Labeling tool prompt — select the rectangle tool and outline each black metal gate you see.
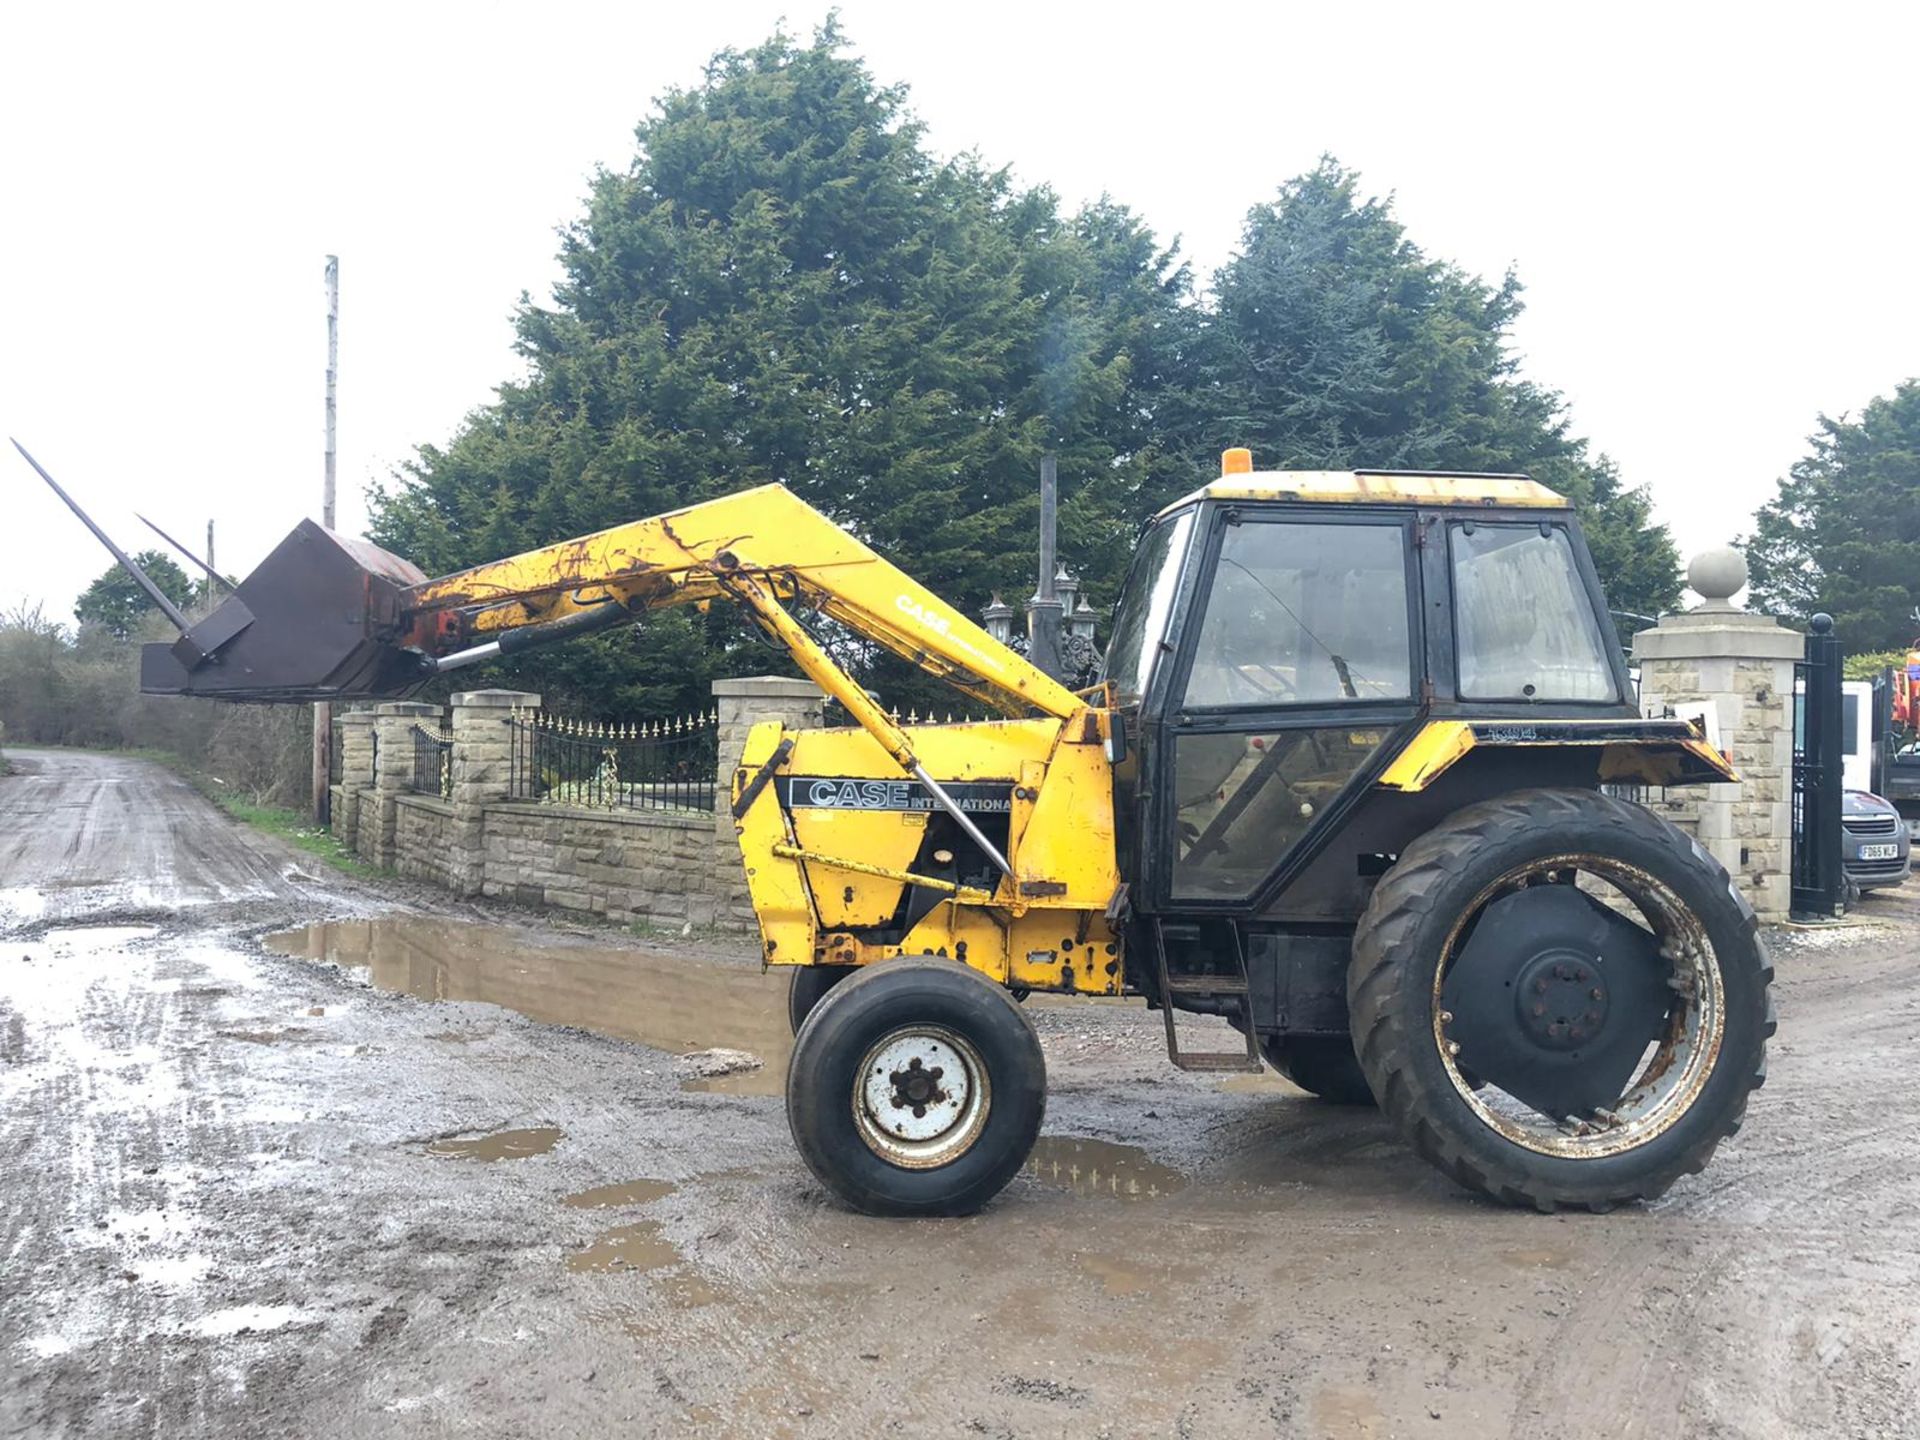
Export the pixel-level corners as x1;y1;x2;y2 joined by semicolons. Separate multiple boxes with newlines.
1791;613;1845;920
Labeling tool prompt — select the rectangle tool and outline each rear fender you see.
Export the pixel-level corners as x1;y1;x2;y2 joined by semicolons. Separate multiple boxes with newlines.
1377;719;1734;794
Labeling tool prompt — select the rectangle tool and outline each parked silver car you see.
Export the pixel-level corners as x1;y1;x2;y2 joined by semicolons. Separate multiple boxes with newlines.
1844;789;1912;890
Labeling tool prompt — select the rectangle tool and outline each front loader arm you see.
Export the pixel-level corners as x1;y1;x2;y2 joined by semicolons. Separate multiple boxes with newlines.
400;484;1083;726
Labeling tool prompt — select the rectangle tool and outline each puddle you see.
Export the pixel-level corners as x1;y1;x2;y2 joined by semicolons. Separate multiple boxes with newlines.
1312;1386;1387;1438
219;1027;319;1046
15;925;161;964
185;1304;313;1338
125;1254;214;1288
1080;1254;1166;1297
266;918;791;1093
1218;1071;1296;1095
567;1220;682;1274
426;1126;564;1161
573;1229;724;1307
1025;1136;1187;1201
1502;1247;1573;1269
564;1178;677;1209
0;887;48;923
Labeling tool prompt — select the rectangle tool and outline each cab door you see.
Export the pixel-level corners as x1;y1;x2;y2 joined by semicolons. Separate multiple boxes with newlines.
1143;504;1423;912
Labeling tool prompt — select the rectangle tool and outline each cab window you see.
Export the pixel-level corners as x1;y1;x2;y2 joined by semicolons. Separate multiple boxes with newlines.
1103;509;1194;705
1451;523;1617;702
1181;519;1412;708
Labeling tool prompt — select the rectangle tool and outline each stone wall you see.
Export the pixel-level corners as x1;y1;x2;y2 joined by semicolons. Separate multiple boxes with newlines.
481;804;715;928
329;678;825;933
393;795;456;888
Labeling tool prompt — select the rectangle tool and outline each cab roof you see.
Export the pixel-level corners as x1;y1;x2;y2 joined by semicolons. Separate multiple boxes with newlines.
1157;468;1571;518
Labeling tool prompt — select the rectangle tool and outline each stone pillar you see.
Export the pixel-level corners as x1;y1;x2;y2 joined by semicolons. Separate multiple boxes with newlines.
448;689;540;897
371;701;441;871
334;710;377;852
1633;548;1802;922
711;676;826;925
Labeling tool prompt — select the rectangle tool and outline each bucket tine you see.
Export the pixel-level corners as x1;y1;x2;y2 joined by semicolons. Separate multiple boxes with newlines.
11;439;192;635
137;513;235;593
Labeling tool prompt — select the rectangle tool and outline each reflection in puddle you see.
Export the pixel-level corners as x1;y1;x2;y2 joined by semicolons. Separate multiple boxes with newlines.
1025;1137;1187;1201
564;1178;677;1209
266;917;791;1092
426;1126;564;1161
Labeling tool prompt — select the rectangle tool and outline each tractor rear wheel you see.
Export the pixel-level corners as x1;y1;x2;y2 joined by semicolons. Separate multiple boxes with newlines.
1260;1036;1375;1106
1349;788;1773;1212
786;957;1046;1217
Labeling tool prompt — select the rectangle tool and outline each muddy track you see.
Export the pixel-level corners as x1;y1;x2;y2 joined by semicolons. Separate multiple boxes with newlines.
4;747;1920;1437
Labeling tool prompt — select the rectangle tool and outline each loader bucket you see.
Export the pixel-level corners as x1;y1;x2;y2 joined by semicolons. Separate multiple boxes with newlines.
139;519;434;701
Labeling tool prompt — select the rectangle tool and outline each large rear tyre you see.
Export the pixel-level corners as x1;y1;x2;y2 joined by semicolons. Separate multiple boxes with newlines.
1349;788;1774;1212
786;958;1046;1217
1260;1035;1376;1106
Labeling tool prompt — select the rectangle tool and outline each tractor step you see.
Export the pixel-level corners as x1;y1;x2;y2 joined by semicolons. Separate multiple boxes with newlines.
1150;918;1262;1073
1161;974;1250;995
1170;1051;1264;1073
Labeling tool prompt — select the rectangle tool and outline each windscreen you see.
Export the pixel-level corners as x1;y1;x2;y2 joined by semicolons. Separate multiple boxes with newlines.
1182;519;1411;707
1451;523;1617;702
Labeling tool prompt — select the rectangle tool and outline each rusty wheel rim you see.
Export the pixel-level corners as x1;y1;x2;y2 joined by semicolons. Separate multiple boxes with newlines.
1430;853;1727;1159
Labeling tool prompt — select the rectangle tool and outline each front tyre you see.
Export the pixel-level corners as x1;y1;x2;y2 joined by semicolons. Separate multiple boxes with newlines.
1349;788;1774;1212
786;958;1046;1217
787;964;855;1035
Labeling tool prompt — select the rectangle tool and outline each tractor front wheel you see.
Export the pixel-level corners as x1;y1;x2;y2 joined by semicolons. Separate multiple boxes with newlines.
787;964;855;1035
786;958;1046;1217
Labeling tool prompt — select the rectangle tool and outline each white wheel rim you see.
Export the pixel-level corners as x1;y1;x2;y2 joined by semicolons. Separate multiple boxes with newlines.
852;1026;991;1170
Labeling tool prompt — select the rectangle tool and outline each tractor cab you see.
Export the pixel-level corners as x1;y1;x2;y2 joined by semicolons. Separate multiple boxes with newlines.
1103;451;1635;924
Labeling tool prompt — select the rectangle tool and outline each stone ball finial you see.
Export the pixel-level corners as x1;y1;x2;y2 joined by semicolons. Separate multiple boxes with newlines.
1687;546;1748;611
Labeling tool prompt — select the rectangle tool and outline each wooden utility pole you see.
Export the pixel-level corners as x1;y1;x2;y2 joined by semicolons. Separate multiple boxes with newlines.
312;256;339;825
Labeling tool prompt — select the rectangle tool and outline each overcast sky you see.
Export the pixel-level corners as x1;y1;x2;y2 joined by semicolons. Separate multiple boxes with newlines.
4;1;1915;624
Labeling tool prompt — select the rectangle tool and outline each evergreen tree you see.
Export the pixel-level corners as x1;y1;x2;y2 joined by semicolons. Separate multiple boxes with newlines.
1746;381;1920;650
1187;161;1682;619
73;550;192;640
371;22;1188;716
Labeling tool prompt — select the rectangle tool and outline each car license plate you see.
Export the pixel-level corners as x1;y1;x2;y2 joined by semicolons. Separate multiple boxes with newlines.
1860;843;1900;861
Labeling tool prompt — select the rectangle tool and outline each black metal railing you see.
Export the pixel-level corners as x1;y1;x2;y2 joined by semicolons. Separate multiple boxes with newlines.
508;709;718;814
408;723;454;800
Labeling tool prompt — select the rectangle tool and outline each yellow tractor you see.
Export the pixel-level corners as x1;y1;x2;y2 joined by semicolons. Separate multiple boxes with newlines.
32;441;1772;1216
